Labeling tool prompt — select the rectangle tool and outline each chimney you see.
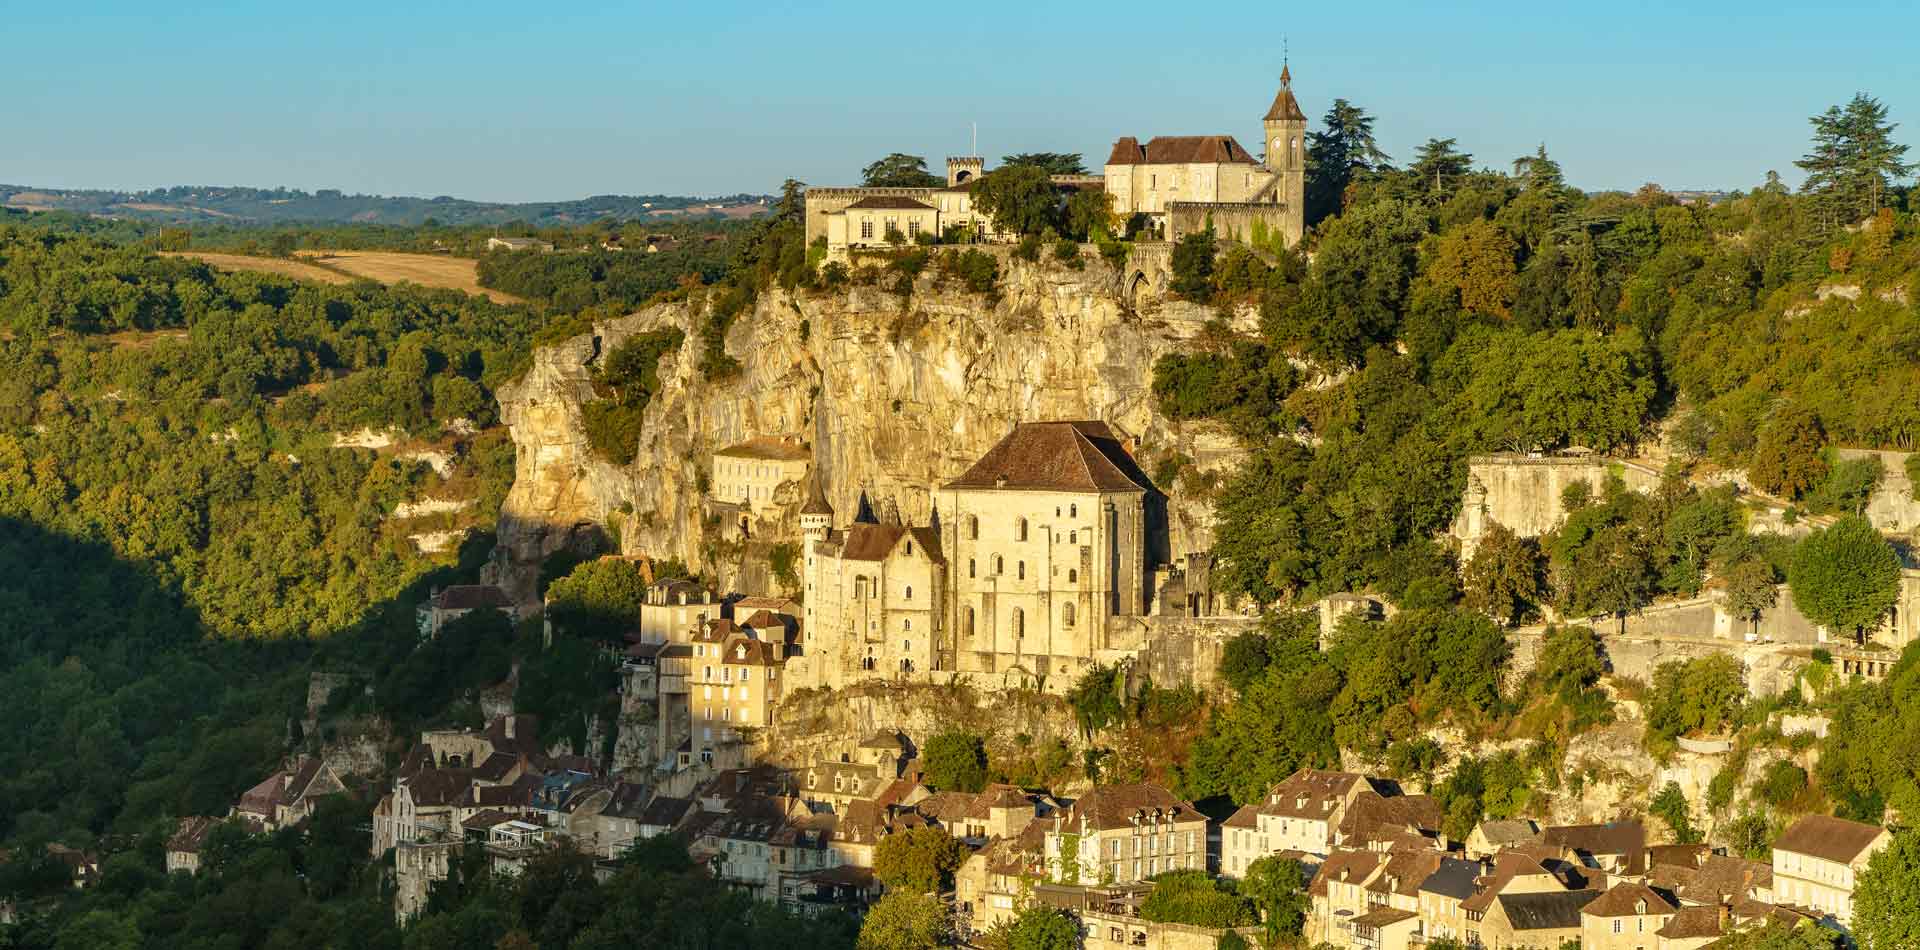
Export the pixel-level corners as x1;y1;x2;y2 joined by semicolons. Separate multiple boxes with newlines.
1718;903;1730;930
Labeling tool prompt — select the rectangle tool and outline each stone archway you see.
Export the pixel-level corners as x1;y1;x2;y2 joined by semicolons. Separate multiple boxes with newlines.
1127;270;1154;305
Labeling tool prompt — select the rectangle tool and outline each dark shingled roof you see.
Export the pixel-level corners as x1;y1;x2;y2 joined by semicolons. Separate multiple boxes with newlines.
1582;881;1678;917
943;421;1154;494
801;472;834;515
838;523;944;564
1105;135;1259;166
434;585;515;611
1264;69;1308;122
636;795;695;828
1773;814;1888;864
1497;889;1601;930
845;195;935;211
1542;819;1645;857
1418;857;1483;901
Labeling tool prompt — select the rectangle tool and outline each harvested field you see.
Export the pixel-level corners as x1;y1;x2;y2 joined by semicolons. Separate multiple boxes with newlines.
298;250;523;304
164;251;352;284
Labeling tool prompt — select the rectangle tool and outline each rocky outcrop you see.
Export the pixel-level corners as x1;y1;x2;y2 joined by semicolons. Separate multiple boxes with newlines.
490;250;1246;600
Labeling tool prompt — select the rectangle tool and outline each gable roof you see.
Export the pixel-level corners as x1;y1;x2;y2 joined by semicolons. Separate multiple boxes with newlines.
838;523;944;563
1418;857;1484;901
943;421;1154;494
1497;889;1602;930
1105;135;1259;166
1542;819;1645;857
167;816;220;854
434;584;515;611
1773;815;1889;865
1657;904;1725;939
1582;881;1678;917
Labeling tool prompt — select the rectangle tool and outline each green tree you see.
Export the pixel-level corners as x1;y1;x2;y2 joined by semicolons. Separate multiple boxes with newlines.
1461;523;1546;625
1063;187;1115;242
873;826;966;894
862;154;943;188
1000;905;1079;950
1170;229;1218;297
54;910;140;950
1137;869;1254;927
1749;406;1828;499
1410;138;1474;196
1241;855;1310;944
1644;655;1746;740
922;731;988;792
1854;827;1920;949
1797;94;1914;227
1305;99;1390;225
858;891;951;950
1788;515;1901;642
999;152;1087;175
970;165;1059;237
1650;781;1702;844
544;557;650;642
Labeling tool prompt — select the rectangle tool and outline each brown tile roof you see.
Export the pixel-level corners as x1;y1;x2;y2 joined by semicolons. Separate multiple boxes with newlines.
1256;768;1372;819
1057;783;1199;833
1264;79;1308;123
838;523;944;563
1582;881;1678;917
1647;844;1711;871
1461;852;1554;913
236;771;289;816
1223;803;1258;829
1680;855;1772;905
167;816;219;854
434;584;515;611
1105;135;1259;166
845;196;935;211
1350;906;1418;928
404;768;475;807
635;795;694;828
943;421;1154;494
1310;848;1384;897
1368;850;1444;898
1658;905;1726;939
715;436;810;461
1773;814;1889;865
1339;790;1443;844
1542;819;1645;858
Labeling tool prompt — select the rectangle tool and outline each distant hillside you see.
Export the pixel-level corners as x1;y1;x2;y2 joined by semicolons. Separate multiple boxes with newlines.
0;183;773;226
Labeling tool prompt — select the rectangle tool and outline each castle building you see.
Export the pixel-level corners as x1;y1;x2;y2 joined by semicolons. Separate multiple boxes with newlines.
713;436;811;515
1104;65;1308;246
801;421;1160;693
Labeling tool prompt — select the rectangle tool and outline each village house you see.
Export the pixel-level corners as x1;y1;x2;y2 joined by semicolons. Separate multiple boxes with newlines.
418;583;521;638
712;436;811;517
1770;813;1892;927
1476;888;1600;949
1467;818;1541;858
232;756;346;832
1042;783;1206;885
1540;819;1648;875
1222;768;1440;874
486;236;552;253
1579;881;1679;950
165;817;220;875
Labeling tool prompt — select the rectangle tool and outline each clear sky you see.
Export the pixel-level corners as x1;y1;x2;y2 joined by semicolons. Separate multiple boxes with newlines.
4;0;1915;203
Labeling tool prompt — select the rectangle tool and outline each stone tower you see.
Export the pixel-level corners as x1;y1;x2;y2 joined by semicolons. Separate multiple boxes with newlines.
946;156;984;188
800;470;833;541
1262;64;1308;245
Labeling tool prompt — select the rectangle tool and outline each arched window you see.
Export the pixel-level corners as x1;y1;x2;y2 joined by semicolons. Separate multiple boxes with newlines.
905;585;913;600
1070;504;1077;518
1017;561;1025;580
904;619;912;631
1063;603;1076;627
1016;518;1028;542
1068;569;1078;584
1069;530;1076;544
969;558;976;578
967;515;978;540
902;639;911;652
995;555;1004;574
1012;608;1024;639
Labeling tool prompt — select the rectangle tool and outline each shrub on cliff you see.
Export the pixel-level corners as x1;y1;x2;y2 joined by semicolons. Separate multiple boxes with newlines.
922;731;988;792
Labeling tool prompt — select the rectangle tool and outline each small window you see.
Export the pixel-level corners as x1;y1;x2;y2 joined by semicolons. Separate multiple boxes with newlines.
904;540;912;555
904;619;912;631
967;515;978;539
1068;530;1076;544
995;555;1004;574
860;220;873;240
1063;603;1075;627
1070;504;1077;517
969;558;976;578
905;585;913;600
1068;569;1078;583
1016;517;1028;541
1017;561;1025;580
903;639;911;651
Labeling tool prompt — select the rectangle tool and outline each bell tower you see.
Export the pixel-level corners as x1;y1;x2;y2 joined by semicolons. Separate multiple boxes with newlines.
1262;62;1308;245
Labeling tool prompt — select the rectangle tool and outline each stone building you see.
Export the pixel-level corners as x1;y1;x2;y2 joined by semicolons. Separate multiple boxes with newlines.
825;195;941;250
1103;66;1307;246
798;421;1164;694
418;583;521;638
1770;814;1892;927
1042;783;1206;885
712;436;811;516
165;817;219;875
689;615;793;747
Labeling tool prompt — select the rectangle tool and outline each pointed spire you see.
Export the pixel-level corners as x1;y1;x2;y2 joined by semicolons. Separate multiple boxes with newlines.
853;489;879;525
1265;60;1306;123
801;469;833;516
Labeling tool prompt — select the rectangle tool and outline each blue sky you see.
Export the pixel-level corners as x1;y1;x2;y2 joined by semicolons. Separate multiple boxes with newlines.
4;0;1915;202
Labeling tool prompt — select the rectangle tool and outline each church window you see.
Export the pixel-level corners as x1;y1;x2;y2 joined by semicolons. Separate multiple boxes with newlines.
904;540;912;555
903;639;911;651
860;220;873;240
1016;518;1028;541
969;558;976;578
966;515;978;539
1017;561;1025;580
904;619;912;632
1068;530;1076;544
1068;569;1078;583
1070;504;1077;517
995;555;1004;574
1012;608;1024;639
905;585;913;600
1063;603;1075;627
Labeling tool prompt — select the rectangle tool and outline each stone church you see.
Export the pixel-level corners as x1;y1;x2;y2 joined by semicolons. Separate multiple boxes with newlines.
797;421;1165;694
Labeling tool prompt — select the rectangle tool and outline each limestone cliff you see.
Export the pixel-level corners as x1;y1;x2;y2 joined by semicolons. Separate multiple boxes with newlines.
490;250;1245;599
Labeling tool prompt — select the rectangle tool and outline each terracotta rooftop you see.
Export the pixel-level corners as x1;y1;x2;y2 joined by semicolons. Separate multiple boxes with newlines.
167;816;219;854
1657;905;1725;939
838;523;943;564
943;421;1154;494
1264;71;1308;122
1105;135;1260;166
1773;815;1888;865
1582;881;1678;917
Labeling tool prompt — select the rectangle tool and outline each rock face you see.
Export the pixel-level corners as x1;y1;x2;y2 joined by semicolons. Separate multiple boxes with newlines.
490;250;1245;600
